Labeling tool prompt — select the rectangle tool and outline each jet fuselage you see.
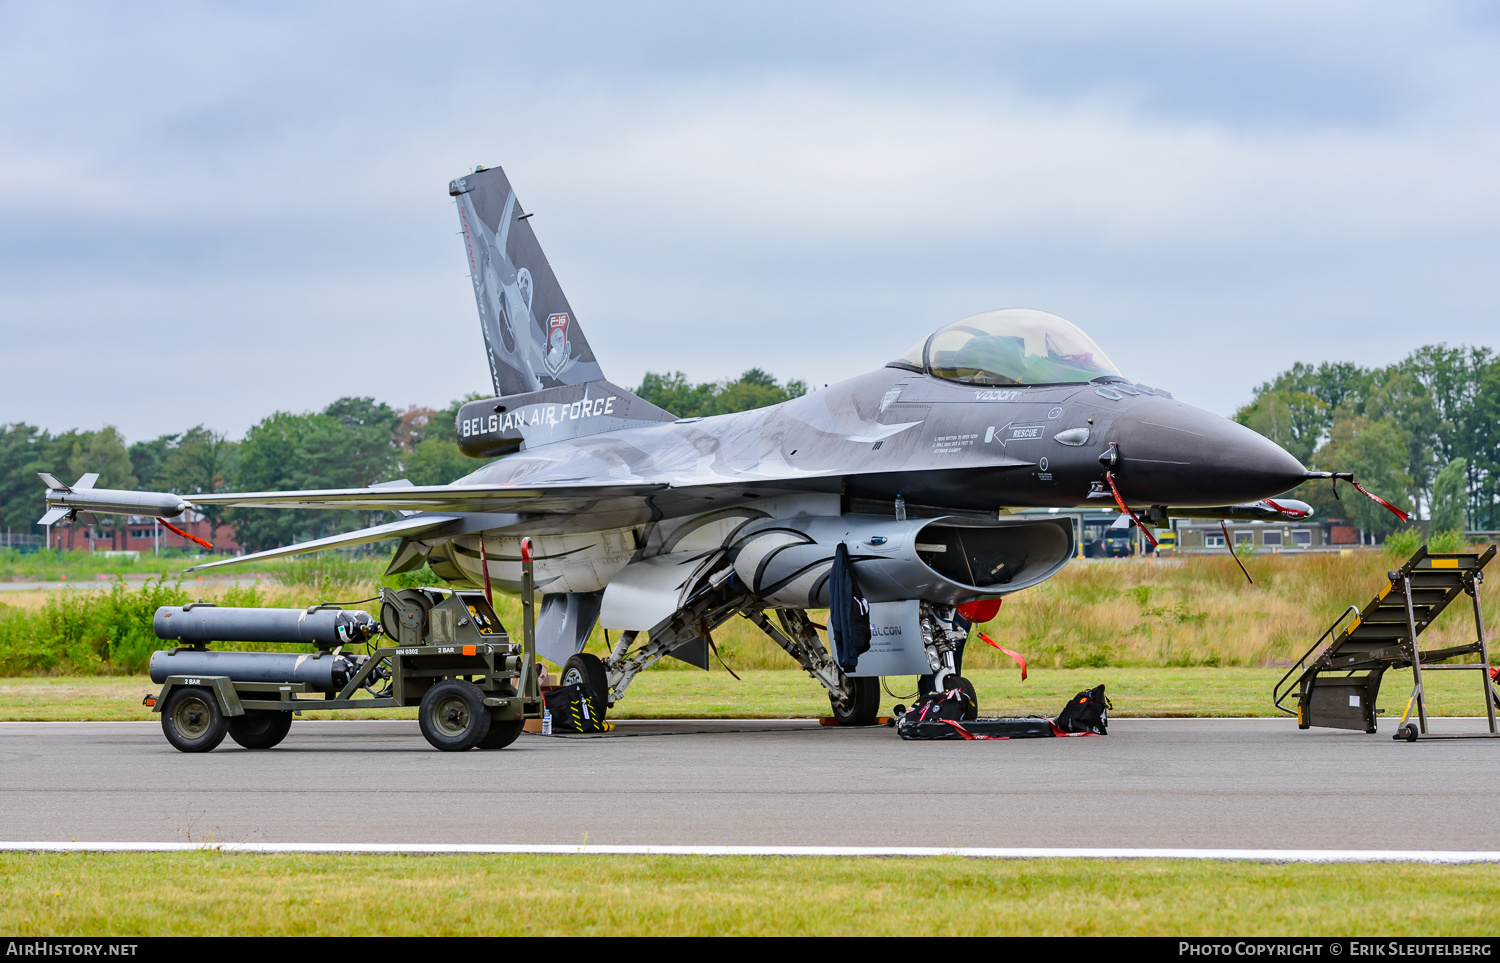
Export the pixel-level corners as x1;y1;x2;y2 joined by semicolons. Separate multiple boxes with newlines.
459;365;1308;523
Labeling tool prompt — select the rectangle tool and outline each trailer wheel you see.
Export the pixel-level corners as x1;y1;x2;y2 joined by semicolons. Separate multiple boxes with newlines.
562;652;610;718
161;687;228;753
478;715;525;750
419;679;492;751
829;676;880;726
227;710;293;749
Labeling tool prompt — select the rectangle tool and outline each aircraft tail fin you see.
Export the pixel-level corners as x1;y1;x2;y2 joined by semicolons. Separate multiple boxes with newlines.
450;166;605;398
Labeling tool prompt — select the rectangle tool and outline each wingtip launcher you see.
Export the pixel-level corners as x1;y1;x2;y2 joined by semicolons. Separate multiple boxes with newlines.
36;472;192;525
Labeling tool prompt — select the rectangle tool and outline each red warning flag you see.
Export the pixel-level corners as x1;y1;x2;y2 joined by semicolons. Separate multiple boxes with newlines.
979;632;1027;681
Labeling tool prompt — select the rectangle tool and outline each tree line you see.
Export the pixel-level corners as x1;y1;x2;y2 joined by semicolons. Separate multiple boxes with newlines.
0;369;806;553
16;346;1487;554
1234;344;1499;540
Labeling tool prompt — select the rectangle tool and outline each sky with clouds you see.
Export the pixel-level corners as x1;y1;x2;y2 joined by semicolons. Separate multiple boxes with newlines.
3;1;1499;441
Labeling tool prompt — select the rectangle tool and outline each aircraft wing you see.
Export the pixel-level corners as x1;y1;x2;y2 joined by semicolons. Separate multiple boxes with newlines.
179;478;773;573
184;514;463;573
184;481;669;515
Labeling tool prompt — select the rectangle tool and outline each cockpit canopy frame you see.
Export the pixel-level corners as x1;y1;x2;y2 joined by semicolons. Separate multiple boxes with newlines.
890;308;1125;387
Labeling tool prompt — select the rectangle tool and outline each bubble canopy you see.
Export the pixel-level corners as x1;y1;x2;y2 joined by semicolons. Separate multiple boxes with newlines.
891;308;1125;386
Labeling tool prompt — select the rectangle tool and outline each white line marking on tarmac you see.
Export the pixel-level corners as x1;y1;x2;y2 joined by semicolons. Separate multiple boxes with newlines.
2;842;1497;862
3;717;1494;726
0;721;159;726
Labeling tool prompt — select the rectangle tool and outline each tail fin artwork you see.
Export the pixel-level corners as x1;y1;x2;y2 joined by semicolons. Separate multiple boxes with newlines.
450;166;606;397
449;165;677;456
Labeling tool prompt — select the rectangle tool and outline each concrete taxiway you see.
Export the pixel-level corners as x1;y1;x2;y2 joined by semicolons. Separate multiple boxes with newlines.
2;718;1497;849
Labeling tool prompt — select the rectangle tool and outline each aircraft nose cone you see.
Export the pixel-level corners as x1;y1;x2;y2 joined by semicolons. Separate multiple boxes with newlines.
1114;398;1307;506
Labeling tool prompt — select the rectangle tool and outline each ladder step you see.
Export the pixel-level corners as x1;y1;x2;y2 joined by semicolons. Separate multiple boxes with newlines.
1367;604;1437;615
1347;625;1420;641
1325;646;1407;668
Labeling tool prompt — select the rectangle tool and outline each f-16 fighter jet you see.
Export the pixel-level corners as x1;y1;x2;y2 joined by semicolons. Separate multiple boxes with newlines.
42;164;1360;725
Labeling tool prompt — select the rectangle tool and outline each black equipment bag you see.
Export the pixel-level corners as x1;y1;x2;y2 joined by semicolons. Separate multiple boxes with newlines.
897;713;1056;740
1053;684;1110;734
828;542;871;673
897;683;1112;741
907;686;978;724
544;683;607;733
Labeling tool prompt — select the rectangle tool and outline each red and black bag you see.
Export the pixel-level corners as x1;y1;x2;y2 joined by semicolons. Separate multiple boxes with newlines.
1053;684;1111;734
907;686;979;724
897;683;1112;741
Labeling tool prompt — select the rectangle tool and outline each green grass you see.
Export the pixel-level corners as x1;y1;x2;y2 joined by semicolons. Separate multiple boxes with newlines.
1;852;1494;935
0;548;203;581
9;550;1498;680
4;665;1494;722
0;565;442;676
980;551;1500;670
0;548;397;584
3;550;1496;722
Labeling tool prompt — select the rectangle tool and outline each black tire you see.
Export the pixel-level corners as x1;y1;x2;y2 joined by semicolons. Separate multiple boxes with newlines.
227;710;293;749
830;676;880;726
1403;723;1420;742
561;652;610;718
478;714;525;750
419;679;492;752
476;682;524;750
947;675;980;721
161;687;228;753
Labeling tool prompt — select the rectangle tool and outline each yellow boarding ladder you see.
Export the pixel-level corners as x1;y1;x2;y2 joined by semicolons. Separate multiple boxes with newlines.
1274;544;1497;740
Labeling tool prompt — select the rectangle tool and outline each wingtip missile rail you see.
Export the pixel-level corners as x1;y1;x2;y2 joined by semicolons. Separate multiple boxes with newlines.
36;472;192;526
1165;498;1315;523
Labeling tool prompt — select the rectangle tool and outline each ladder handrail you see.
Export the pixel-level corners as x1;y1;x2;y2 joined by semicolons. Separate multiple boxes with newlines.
1274;604;1361;714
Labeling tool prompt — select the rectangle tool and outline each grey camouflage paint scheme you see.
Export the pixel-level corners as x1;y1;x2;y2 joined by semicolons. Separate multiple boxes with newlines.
449;366;1305;525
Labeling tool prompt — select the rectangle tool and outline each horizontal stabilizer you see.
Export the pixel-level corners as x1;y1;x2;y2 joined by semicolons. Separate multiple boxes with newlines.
369;478;418;517
74;473;99;491
37;473;67;492
37;508;71;526
185;514;461;573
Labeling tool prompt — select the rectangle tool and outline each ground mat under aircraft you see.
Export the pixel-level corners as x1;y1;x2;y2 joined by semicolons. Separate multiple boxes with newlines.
896;685;1109;741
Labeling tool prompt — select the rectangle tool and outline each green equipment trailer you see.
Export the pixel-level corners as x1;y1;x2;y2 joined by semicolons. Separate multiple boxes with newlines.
145;550;545;754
